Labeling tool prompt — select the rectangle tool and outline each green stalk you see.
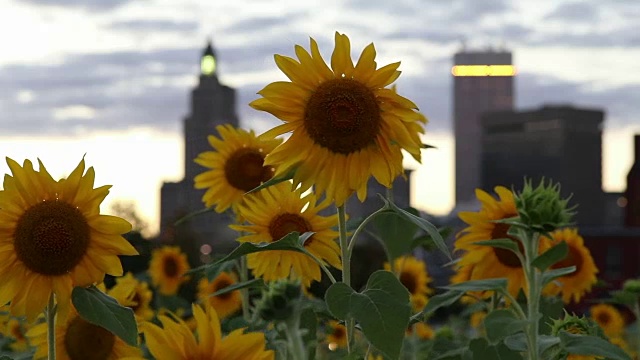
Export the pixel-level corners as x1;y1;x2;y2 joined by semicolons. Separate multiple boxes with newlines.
633;300;640;360
521;229;541;360
47;293;56;360
239;256;251;322
337;204;355;353
284;307;307;360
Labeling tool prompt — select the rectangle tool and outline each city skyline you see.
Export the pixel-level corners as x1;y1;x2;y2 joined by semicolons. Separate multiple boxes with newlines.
1;0;639;235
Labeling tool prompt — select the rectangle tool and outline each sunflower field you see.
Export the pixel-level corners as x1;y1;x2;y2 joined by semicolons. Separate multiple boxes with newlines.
1;32;639;360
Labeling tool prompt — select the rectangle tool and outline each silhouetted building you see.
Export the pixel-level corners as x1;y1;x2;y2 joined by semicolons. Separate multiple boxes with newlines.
625;135;640;227
160;40;239;255
453;49;515;205
481;105;605;226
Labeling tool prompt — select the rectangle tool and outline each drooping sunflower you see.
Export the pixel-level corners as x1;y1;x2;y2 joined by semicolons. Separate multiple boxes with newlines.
107;272;154;321
194;124;282;213
0;158;137;321
230;182;341;288
250;32;426;206
384;256;433;311
28;304;141;360
544;228;598;304
148;246;191;296
142;303;274;360
326;320;348;349
452;186;550;297
197;271;242;319
589;304;625;338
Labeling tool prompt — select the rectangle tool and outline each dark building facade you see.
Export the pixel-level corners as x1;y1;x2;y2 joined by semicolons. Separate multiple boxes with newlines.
160;41;239;255
625;135;640;227
453;49;515;205
480;105;605;226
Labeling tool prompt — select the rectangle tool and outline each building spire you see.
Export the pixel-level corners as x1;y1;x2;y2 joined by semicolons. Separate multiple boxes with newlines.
201;37;216;76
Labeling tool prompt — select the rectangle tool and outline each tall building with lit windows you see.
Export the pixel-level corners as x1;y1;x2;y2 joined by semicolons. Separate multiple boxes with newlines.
160;40;239;257
452;49;515;205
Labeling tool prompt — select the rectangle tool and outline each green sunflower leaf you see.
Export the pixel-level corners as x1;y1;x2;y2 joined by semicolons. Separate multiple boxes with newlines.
411;290;464;323
191;231;308;274
540;266;576;286
379;195;451;259
325;270;411;360
442;278;508;292
71;286;138;347
559;331;632;360
473;238;521;254
371;209;419;262
211;278;266;297
245;166;297;194
482;309;527;344
531;240;568;271
468;337;522;360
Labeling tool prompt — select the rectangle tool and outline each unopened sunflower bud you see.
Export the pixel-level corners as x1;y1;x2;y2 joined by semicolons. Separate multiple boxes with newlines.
514;178;575;233
622;279;640;295
550;310;604;338
255;279;302;322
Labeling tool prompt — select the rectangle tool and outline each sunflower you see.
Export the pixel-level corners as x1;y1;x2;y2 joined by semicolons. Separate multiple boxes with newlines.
407;322;435;340
197;271;242;319
452;186;551;297
142;303;274;360
0;158;137;321
250;32;426;206
148;246;191;296
2;318;30;352
194;124;282;213
326;320;348;349
230;182;341;288
107;272;154;321
27;304;141;359
384;256;433;311
544;228;598;304
470;311;487;330
589;304;625;338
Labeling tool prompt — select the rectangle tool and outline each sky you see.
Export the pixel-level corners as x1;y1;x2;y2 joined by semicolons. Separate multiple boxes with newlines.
1;0;639;236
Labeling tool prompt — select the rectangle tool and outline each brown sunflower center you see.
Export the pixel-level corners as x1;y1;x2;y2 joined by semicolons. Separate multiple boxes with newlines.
130;291;141;312
304;78;382;154
224;148;274;192
596;312;611;326
490;222;523;268
64;317;115;360
268;213;312;242
10;323;24;341
333;326;346;340
213;277;234;300
163;257;180;278
552;244;583;276
13;200;91;275
399;271;418;294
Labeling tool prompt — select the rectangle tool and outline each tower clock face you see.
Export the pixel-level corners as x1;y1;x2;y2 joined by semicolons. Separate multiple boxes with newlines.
201;55;216;75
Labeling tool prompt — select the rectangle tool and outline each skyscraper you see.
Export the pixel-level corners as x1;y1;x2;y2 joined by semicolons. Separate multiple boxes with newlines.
160;40;239;253
452;49;515;205
480;105;605;226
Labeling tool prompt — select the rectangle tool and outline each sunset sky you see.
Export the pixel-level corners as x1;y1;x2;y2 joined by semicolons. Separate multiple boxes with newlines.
1;0;639;235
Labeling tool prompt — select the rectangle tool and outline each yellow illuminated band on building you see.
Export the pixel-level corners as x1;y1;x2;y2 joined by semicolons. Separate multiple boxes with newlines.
201;55;216;75
451;65;516;77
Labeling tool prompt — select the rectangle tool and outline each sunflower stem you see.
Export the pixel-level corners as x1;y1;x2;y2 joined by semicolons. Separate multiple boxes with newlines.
521;229;541;360
303;249;337;284
284;301;307;360
239;256;251;322
347;206;388;255
46;293;56;360
633;300;640;360
337;204;355;353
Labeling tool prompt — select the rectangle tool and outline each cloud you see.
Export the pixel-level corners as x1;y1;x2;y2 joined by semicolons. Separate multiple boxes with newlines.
544;1;600;23
109;19;200;33
19;0;135;11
